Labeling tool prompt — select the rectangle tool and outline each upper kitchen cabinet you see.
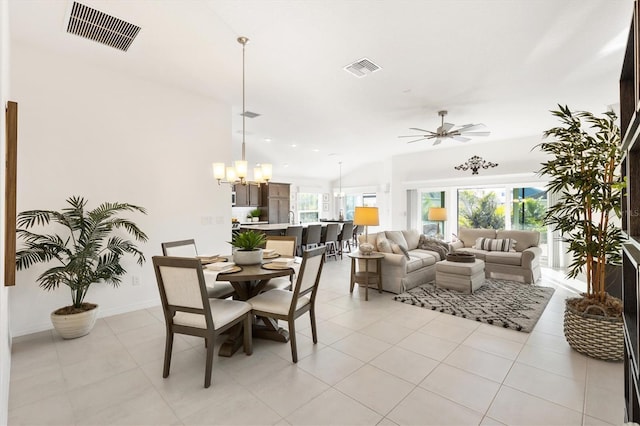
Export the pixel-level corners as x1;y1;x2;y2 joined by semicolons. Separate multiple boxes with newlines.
234;183;261;207
261;183;291;223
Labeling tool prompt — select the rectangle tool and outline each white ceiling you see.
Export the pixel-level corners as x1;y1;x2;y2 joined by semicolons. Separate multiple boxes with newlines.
9;0;635;181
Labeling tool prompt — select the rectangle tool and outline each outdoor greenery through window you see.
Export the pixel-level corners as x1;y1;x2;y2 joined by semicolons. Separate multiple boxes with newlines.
421;191;445;237
297;193;320;223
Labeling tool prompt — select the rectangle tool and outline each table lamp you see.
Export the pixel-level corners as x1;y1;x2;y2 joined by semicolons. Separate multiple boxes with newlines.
428;207;447;240
354;206;379;255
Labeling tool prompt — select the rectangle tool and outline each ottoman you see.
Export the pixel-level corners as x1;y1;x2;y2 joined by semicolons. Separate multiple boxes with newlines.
435;259;485;294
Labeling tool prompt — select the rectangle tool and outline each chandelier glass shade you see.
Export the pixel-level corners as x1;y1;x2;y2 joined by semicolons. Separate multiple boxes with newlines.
213;36;272;185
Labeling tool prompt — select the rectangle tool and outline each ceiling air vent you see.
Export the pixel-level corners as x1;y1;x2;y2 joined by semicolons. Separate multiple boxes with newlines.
66;2;141;52
343;58;381;78
241;111;261;118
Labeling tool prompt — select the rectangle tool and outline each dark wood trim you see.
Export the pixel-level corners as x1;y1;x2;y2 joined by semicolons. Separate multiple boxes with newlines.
4;101;17;287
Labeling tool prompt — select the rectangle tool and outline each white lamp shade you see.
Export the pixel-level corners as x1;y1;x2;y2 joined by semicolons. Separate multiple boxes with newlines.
253;167;263;182
234;160;248;178
261;163;273;181
226;166;237;182
213;163;226;180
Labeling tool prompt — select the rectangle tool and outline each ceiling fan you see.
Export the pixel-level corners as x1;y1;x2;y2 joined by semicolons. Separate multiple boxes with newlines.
399;110;490;145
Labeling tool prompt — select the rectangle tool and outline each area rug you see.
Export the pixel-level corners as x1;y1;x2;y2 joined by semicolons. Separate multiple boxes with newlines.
393;279;555;332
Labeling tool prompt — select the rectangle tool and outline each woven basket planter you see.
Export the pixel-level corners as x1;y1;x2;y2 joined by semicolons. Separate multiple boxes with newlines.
563;302;623;361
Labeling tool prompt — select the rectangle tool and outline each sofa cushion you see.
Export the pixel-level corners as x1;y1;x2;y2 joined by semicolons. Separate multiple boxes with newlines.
376;234;393;253
457;228;496;248
496;230;540;252
402;229;421;250
473;237;517;252
386;231;409;249
405;257;426;273
409;249;438;266
456;247;487;261
485;251;522;266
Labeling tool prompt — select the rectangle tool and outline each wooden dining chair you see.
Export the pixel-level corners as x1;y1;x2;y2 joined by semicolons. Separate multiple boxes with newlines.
247;246;326;363
152;256;253;388
161;239;236;299
262;236;297;292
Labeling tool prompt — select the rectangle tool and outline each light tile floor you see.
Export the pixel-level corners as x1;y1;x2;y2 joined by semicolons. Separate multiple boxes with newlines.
8;259;624;426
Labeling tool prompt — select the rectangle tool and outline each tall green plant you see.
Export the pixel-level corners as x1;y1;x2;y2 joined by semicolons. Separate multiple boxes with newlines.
537;105;624;302
15;196;148;309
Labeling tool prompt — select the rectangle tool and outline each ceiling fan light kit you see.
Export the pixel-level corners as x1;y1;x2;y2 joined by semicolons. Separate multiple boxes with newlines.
399;110;491;145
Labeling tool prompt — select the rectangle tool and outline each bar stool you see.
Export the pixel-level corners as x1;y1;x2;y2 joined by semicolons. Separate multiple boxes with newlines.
320;223;339;261
302;224;321;252
285;226;303;256
337;221;354;258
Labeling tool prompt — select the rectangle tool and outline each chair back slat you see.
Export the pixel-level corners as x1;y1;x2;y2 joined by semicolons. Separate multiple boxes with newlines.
323;223;339;243
162;239;197;257
304;224;322;245
265;236;296;257
339;222;353;241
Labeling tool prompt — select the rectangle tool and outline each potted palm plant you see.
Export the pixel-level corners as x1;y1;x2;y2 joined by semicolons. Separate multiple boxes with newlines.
230;229;266;265
15;196;148;339
537;105;624;361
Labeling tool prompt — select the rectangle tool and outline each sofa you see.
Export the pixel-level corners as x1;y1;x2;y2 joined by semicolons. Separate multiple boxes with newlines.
358;229;441;294
450;227;542;284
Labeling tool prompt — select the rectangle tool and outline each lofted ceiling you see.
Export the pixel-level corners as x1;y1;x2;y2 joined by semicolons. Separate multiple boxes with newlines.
9;0;635;181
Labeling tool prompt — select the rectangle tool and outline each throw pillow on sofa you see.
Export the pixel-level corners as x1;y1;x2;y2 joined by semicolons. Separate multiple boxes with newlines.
473;237;517;252
389;242;410;259
376;234;393;253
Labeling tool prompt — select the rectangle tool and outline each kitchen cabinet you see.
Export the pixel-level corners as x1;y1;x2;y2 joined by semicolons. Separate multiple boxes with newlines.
233;183;261;207
261;183;291;223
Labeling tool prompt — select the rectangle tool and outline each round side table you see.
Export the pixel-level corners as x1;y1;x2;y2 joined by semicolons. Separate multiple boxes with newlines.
347;251;384;301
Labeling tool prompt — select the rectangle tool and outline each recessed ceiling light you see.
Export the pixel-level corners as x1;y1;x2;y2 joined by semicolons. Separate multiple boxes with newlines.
264;138;272;142
312;149;320;152
291;144;297;148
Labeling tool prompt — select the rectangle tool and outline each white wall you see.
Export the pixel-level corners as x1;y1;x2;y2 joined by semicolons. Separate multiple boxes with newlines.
0;1;11;422
9;42;233;336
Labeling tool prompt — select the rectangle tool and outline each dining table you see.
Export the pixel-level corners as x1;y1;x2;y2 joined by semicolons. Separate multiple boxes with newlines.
212;257;299;357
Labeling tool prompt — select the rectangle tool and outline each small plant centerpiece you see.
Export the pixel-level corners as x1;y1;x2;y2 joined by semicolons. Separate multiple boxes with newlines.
229;229;266;265
250;208;261;222
537;105;624;361
15;196;148;339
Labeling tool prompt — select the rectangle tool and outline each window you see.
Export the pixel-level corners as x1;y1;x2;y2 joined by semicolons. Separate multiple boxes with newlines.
421;191;445;236
344;193;377;220
297;193;320;224
457;187;506;229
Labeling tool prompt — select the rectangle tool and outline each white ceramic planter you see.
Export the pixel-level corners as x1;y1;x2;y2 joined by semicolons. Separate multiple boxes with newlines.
50;305;99;339
233;249;263;265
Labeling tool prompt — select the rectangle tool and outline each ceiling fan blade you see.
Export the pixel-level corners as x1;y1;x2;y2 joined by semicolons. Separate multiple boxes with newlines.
453;136;471;142
409;127;431;133
458;123;487;132
406;137;429;144
441;122;455;133
432;138;442;146
460;131;491;137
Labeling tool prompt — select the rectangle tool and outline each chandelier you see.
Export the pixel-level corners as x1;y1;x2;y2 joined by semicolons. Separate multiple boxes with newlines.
213;36;272;186
454;155;498;175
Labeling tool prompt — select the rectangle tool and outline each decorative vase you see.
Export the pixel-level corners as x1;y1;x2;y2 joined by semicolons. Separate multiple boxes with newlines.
50;304;99;339
233;248;263;265
563;302;623;361
252;217;259;222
